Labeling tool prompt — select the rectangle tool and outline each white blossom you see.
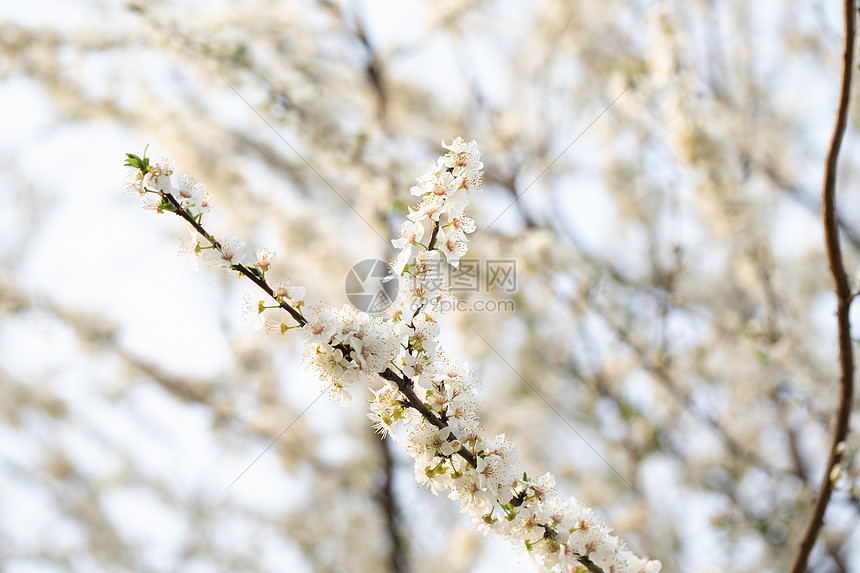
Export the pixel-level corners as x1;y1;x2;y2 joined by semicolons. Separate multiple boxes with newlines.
206;235;245;267
255;248;276;269
174;173;207;209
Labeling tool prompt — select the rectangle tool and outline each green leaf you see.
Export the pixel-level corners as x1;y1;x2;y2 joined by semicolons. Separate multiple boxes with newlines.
124;150;151;171
124;153;143;169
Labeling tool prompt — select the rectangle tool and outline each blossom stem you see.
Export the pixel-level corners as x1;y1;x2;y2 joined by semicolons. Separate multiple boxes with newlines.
161;191;307;327
426;221;440;251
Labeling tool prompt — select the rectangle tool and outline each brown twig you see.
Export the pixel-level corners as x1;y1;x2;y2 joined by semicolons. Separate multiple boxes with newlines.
162;192;307;327
426;220;441;251
379;368;478;468
788;2;856;571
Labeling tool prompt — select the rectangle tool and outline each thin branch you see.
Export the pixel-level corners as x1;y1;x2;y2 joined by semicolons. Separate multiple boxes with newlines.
379;368;478;468
788;2;856;571
162;192;307;326
426;220;441;252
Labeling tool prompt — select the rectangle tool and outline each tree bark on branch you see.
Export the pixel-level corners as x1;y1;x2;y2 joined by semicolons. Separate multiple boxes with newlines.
788;2;856;571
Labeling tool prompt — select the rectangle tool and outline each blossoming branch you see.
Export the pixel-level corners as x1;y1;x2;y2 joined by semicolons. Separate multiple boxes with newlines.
123;139;661;573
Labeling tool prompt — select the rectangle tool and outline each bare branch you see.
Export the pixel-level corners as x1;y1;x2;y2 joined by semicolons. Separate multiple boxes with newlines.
788;2;856;571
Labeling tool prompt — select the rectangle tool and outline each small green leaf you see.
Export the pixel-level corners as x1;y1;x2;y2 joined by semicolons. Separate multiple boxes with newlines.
124;153;143;169
124;149;151;171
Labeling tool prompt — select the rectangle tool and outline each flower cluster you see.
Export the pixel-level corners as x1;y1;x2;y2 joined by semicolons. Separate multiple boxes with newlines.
301;304;405;405
124;153;212;215
123;140;661;573
392;137;481;274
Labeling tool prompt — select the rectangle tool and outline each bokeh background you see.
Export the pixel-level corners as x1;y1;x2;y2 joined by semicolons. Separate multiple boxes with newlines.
2;1;860;571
